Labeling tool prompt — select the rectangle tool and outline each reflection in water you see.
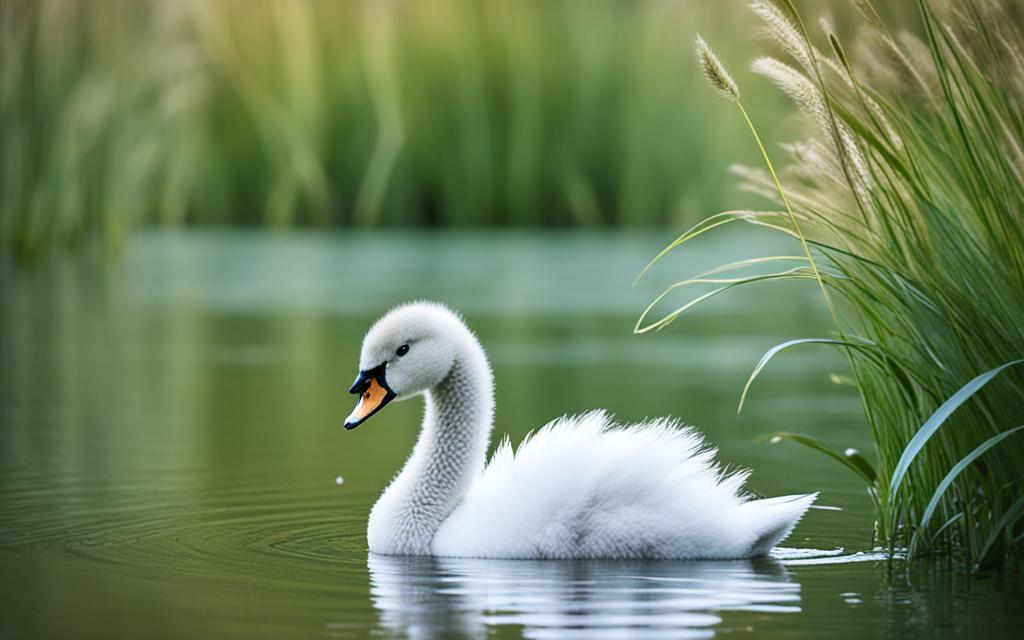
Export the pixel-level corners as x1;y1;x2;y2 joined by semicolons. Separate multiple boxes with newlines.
366;553;800;639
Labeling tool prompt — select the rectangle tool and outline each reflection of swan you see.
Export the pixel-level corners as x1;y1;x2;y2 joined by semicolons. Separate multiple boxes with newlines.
367;552;801;639
343;302;816;559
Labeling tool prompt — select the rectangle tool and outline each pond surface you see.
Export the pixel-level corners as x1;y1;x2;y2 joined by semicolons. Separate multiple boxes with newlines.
1;230;1021;639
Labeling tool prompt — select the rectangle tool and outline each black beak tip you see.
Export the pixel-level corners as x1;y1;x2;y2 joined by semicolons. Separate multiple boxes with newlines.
343;414;363;430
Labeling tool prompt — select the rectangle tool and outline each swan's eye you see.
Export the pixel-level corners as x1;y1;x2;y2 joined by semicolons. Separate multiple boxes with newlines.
396;344;410;357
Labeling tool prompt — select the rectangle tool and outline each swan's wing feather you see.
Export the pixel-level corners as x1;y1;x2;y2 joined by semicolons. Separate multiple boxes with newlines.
433;411;783;559
739;493;819;555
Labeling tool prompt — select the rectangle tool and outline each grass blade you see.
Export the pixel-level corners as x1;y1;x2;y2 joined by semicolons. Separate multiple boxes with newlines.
841;448;877;485
914;425;1024;549
759;431;876;486
633;212;745;285
978;493;1024;566
888;359;1024;499
739;338;879;412
635;270;815;334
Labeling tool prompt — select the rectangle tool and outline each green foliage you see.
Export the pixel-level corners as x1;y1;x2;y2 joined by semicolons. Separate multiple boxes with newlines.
916;424;1024;554
758;431;877;486
638;0;1024;567
0;0;784;257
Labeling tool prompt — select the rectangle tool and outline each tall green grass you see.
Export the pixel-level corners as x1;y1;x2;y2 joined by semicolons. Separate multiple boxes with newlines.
0;1;207;256
1;0;791;258
639;0;1024;568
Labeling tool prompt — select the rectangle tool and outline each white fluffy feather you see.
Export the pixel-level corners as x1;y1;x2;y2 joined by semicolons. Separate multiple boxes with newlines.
355;301;816;559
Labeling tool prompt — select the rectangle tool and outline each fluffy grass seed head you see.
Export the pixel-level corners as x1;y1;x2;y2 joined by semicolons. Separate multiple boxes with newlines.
696;35;739;101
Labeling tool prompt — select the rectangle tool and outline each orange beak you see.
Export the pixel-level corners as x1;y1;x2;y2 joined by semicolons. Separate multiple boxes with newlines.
344;364;396;430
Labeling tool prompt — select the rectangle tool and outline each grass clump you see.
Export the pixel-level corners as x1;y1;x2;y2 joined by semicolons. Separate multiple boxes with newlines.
0;1;206;259
0;0;787;257
638;0;1024;568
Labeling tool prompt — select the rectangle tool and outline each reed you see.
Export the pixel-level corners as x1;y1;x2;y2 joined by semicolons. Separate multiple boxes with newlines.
638;0;1024;567
0;0;784;258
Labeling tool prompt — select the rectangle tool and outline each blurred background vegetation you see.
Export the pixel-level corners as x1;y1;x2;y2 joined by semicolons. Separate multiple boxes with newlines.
0;0;822;258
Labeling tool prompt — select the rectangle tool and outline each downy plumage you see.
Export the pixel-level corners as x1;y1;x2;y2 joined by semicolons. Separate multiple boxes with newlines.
344;301;815;559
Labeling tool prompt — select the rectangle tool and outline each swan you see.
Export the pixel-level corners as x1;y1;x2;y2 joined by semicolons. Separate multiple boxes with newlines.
343;301;816;559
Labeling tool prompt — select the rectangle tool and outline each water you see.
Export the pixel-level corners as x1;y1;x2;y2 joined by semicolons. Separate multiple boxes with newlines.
1;230;1021;639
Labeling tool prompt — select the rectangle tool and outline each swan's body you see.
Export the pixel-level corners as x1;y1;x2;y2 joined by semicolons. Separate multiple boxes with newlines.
344;302;815;559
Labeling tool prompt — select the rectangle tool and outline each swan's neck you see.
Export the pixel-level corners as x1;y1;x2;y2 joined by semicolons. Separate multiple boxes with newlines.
368;348;493;555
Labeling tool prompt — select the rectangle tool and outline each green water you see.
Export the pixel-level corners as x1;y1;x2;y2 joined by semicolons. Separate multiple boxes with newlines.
1;230;1020;639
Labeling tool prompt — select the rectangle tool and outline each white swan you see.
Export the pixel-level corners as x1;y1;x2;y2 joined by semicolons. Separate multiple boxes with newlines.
344;301;816;559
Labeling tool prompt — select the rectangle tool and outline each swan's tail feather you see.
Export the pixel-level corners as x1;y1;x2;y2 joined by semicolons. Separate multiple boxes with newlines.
743;492;818;555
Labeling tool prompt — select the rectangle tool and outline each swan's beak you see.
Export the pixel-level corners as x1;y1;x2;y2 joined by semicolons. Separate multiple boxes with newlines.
344;363;396;430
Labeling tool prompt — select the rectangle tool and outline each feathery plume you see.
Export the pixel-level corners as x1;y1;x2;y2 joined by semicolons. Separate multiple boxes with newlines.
751;57;824;122
694;23;841;348
782;140;846;187
695;35;739;101
750;0;812;72
752;57;871;202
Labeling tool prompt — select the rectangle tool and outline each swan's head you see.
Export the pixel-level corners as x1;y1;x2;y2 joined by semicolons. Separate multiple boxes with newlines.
344;302;465;430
